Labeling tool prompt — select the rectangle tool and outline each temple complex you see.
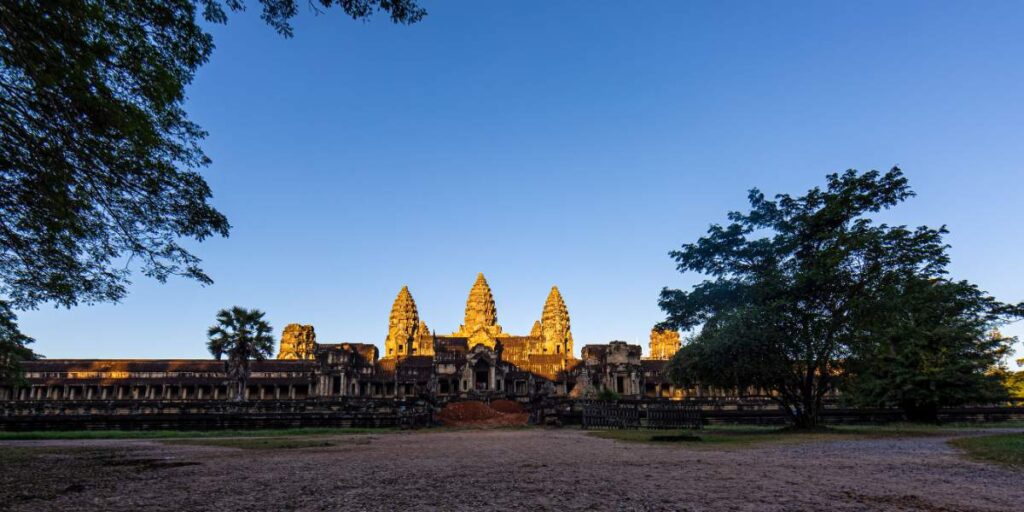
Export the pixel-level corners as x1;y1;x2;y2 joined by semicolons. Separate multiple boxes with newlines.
0;274;686;402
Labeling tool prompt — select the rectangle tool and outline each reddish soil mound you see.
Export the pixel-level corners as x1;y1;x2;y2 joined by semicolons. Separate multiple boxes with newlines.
438;401;500;423
437;400;529;427
489;399;527;414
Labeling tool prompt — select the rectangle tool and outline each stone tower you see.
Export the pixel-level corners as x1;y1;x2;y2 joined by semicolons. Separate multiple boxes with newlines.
277;324;317;360
414;319;434;357
463;273;497;330
648;328;681;360
455;273;506;349
385;286;421;358
539;286;573;356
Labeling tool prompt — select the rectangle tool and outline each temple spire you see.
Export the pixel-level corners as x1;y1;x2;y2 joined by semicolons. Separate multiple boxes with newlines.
540;285;573;356
385;285;420;358
463;273;497;330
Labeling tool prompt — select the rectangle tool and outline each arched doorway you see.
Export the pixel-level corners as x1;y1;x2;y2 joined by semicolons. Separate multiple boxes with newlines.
473;359;491;391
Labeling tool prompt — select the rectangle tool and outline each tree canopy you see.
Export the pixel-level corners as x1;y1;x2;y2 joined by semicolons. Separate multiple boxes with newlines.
0;1;424;379
658;168;1017;427
844;278;1021;420
207;306;275;400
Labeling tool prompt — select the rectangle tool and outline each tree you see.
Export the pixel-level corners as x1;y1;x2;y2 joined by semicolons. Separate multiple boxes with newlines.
843;279;1021;421
1000;368;1024;399
660;168;953;428
0;1;424;380
207;306;274;400
0;302;35;386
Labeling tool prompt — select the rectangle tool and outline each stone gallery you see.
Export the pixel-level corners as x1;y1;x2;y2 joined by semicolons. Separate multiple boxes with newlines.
1;274;685;403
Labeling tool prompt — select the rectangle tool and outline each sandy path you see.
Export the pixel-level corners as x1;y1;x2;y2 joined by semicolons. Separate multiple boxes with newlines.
1;429;1021;511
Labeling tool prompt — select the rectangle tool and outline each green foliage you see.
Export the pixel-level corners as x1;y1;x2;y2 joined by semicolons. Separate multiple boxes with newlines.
991;367;1024;400
596;388;621;401
200;1;426;37
843;279;1021;421
207;307;275;400
661;169;953;428
0;301;36;386
950;433;1024;467
0;1;423;381
1;1;229;312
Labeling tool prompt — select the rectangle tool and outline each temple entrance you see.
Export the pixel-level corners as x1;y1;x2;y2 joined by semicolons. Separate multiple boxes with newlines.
474;360;490;390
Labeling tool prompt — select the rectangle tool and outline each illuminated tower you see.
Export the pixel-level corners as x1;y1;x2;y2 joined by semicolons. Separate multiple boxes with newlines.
277;324;317;360
455;273;506;348
648;328;681;360
384;286;420;358
539;286;573;356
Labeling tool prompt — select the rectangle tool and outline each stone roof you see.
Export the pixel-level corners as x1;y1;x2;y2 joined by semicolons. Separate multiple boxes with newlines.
318;343;379;363
20;359;316;387
22;359;315;373
434;337;469;352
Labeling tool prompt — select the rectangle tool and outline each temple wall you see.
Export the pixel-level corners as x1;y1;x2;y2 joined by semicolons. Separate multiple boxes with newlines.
0;398;433;431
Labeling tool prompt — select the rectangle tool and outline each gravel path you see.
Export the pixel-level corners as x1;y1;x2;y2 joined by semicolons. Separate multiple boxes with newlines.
1;429;1021;511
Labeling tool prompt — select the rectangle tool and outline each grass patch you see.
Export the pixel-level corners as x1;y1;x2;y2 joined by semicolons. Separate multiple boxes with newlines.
937;420;1024;429
950;433;1024;468
649;434;702;443
0;427;391;441
588;424;948;448
589;428;784;448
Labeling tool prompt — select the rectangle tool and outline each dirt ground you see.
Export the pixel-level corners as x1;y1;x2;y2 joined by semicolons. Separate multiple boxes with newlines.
1;428;1022;512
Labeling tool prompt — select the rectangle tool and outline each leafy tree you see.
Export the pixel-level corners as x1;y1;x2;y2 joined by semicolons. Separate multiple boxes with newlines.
843;279;1021;421
1001;369;1024;399
207;306;274;400
660;168;952;428
0;0;424;380
0;302;35;386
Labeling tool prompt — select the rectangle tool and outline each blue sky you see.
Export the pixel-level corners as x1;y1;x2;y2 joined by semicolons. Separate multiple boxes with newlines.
19;1;1024;366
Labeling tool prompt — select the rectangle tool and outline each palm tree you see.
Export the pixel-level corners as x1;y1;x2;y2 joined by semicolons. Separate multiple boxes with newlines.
207;307;275;401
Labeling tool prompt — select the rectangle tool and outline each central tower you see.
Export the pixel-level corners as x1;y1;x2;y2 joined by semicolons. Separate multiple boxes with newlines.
539;286;573;355
454;273;507;349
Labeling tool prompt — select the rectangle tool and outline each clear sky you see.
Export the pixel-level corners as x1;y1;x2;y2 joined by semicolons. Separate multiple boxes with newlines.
18;1;1024;367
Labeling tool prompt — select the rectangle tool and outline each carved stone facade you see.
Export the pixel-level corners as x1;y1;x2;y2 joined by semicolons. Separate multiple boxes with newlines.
383;286;422;358
453;273;508;349
581;341;644;396
1;274;691;402
277;324;318;360
539;286;573;356
647;328;681;360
